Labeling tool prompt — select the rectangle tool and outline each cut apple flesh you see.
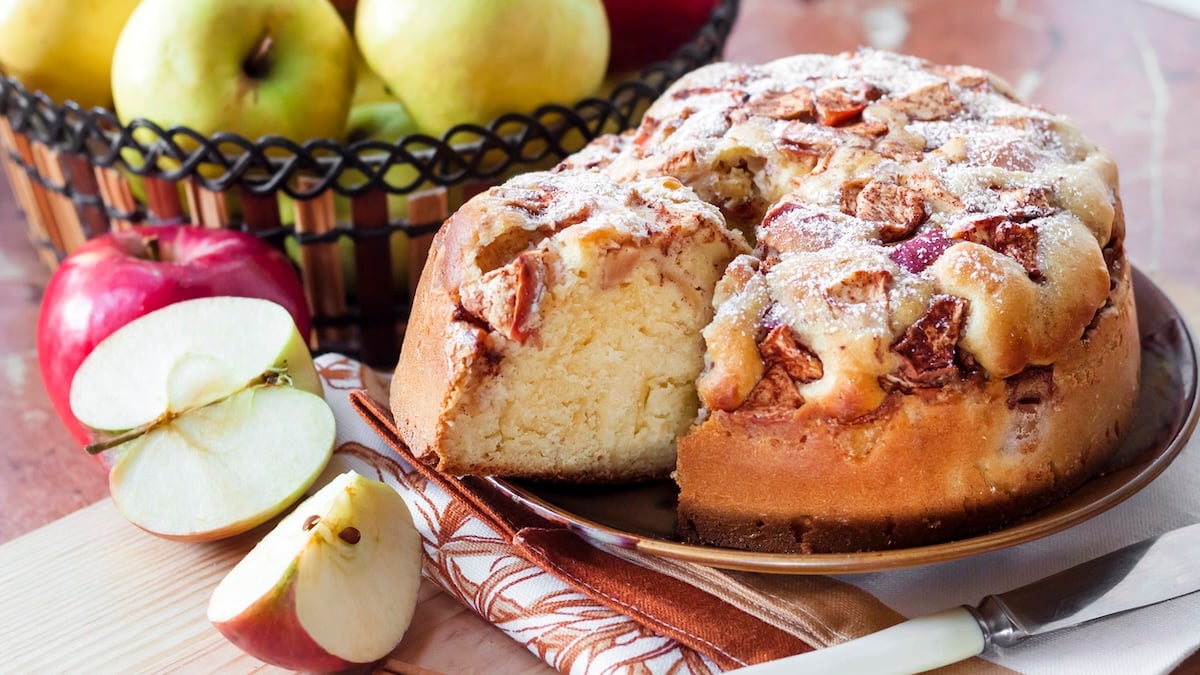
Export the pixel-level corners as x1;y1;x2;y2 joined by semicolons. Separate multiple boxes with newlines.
208;471;423;669
67;296;334;540
70;296;322;433
107;384;335;540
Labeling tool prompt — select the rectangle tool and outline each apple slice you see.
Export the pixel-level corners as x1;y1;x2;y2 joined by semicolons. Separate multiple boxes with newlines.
68;296;335;541
208;471;424;671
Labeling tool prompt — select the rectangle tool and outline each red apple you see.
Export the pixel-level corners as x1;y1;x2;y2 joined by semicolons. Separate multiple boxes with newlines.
37;225;312;450
603;0;721;74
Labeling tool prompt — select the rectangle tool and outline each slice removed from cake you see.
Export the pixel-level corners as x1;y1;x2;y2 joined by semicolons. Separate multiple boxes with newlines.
391;170;749;481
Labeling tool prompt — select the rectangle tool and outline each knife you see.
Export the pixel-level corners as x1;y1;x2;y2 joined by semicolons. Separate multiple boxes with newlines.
731;522;1200;675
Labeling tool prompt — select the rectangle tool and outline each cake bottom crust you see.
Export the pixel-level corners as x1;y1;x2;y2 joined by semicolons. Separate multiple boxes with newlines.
675;266;1141;554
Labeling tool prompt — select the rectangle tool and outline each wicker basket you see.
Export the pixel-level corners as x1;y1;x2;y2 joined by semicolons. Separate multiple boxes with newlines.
0;0;739;368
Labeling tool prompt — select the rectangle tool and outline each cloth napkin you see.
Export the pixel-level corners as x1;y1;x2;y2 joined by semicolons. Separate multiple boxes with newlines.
309;352;1200;675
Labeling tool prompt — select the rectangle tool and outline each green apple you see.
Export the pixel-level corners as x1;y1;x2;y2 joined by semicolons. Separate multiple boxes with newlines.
349;46;394;108
342;73;424;214
355;0;611;137
347;101;415;146
283;226;410;298
69;297;335;541
279;97;421;295
342;99;424;225
110;0;356;173
208;471;423;671
342;44;430;210
0;0;140;109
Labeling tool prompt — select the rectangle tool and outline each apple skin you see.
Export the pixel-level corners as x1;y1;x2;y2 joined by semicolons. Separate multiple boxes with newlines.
37;225;312;449
110;0;356;172
356;0;610;137
0;0;140;109
349;46;395;109
209;471;423;670
603;0;721;73
214;564;358;672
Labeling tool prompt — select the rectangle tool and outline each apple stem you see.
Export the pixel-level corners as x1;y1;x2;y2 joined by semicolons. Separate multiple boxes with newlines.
84;366;296;456
264;366;293;387
142;235;161;262
243;34;274;79
85;418;164;455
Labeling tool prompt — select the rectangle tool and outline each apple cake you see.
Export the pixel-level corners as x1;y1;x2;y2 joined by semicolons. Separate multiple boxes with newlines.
391;170;748;481
391;48;1139;553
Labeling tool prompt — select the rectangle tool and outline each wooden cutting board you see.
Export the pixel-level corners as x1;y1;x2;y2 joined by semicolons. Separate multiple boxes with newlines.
0;499;551;674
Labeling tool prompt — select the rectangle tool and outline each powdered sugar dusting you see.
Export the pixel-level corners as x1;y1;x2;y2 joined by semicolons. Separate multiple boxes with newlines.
559;47;1120;391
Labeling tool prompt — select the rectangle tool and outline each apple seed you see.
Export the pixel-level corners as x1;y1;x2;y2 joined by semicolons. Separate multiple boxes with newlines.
302;515;320;531
338;527;361;545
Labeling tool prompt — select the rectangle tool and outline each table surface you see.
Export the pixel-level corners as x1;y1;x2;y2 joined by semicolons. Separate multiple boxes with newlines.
3;0;1199;672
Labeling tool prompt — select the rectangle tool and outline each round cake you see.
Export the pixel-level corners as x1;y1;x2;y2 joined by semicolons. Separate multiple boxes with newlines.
393;48;1139;553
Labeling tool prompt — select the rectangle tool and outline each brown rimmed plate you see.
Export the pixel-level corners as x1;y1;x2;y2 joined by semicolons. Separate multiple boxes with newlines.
488;269;1199;574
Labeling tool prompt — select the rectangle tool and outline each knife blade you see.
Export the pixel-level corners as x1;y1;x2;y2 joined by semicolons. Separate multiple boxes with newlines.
730;522;1200;675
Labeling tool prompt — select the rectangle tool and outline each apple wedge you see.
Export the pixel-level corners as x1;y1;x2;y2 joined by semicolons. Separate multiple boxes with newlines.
208;471;424;671
68;296;335;541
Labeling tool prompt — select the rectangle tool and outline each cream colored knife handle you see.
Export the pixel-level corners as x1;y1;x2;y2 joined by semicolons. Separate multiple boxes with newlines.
730;606;987;675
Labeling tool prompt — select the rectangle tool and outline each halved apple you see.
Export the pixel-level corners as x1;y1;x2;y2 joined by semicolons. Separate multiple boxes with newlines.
68;296;335;541
208;470;424;671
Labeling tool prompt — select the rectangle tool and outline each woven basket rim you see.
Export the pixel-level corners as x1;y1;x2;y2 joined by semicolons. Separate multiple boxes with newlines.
0;0;740;200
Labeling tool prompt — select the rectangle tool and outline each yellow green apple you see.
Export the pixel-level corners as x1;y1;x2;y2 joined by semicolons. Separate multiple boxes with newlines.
0;0;140;109
355;0;611;137
282;224;410;298
110;0;356;173
341;97;426;227
280;93;423;295
350;46;393;107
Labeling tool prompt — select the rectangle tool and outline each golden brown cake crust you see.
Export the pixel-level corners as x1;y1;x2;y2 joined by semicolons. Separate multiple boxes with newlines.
676;262;1138;553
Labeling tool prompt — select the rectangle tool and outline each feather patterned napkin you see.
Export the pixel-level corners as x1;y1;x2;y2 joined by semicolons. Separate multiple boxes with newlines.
311;352;1200;675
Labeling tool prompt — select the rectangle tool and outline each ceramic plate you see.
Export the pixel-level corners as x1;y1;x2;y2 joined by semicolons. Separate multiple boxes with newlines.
487;269;1200;574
